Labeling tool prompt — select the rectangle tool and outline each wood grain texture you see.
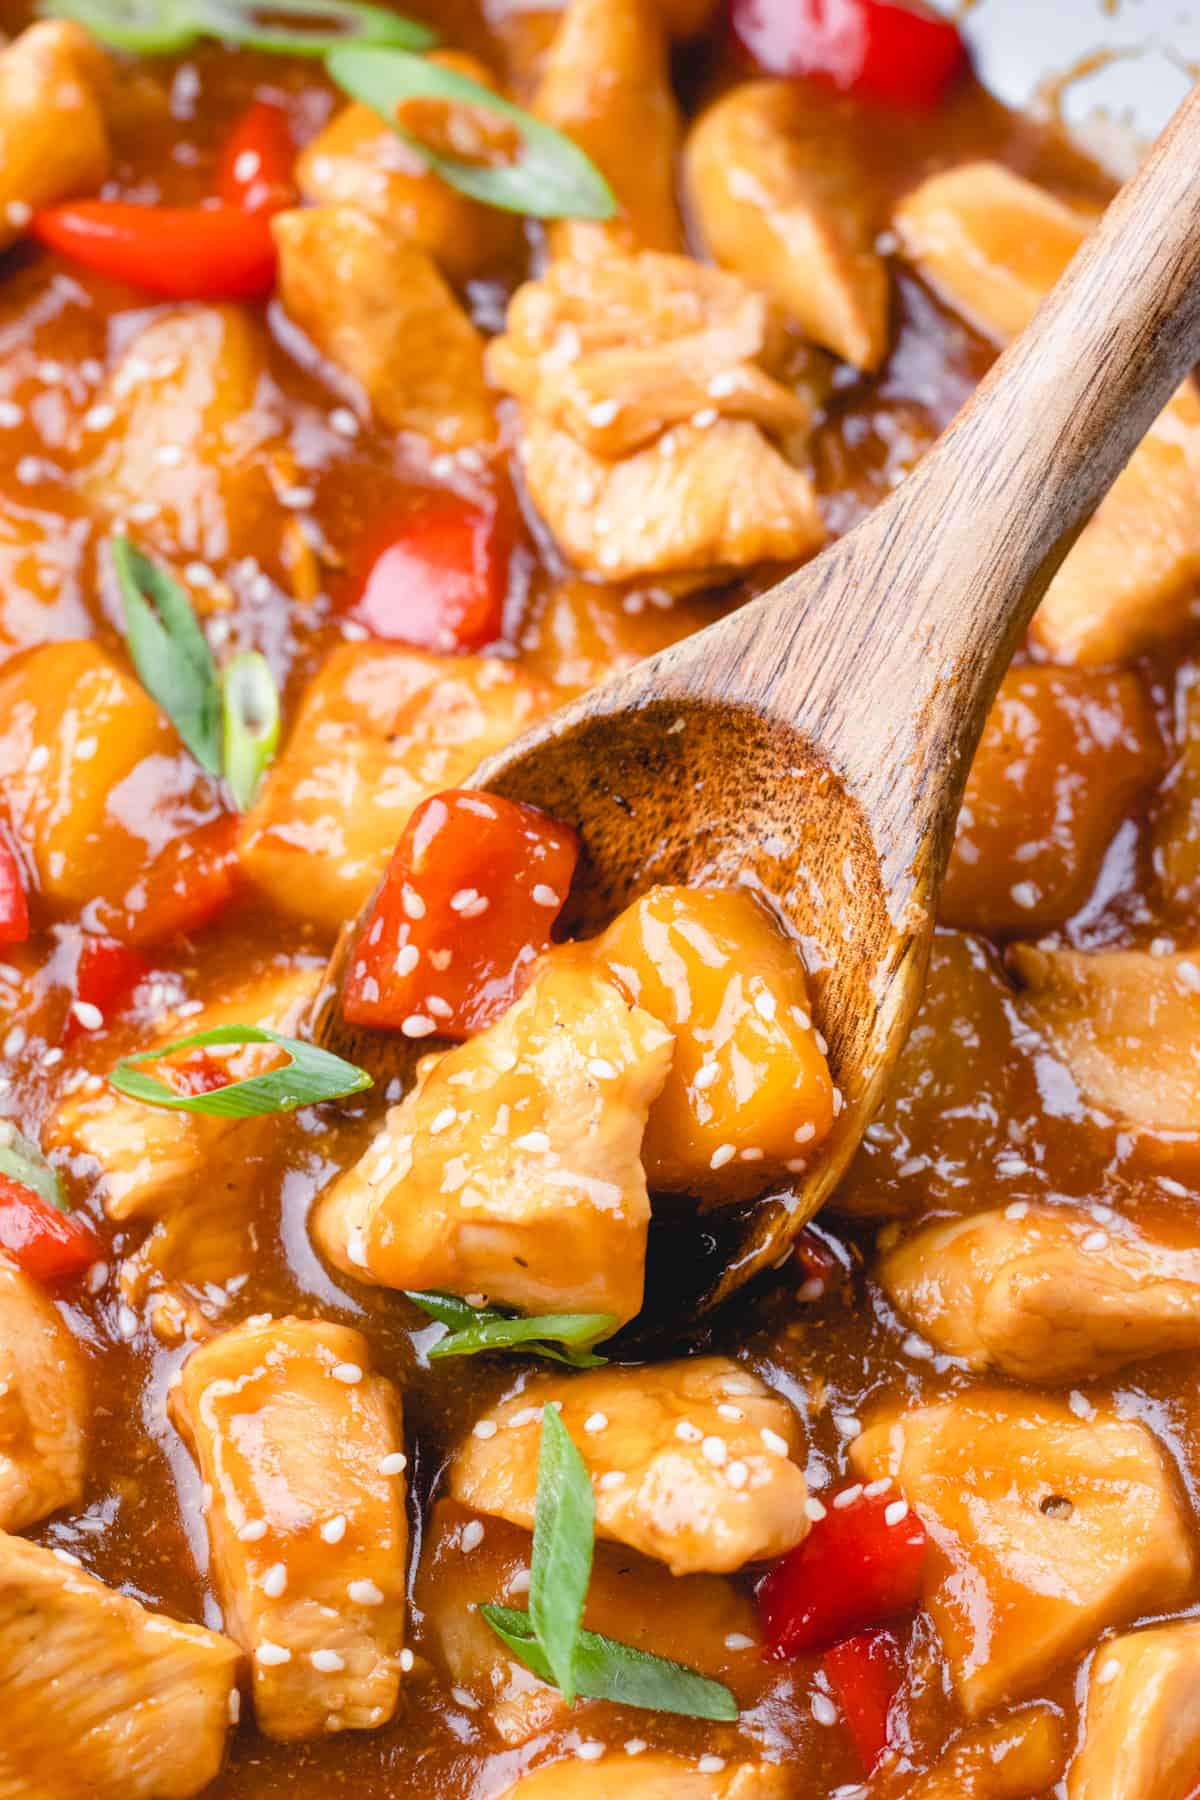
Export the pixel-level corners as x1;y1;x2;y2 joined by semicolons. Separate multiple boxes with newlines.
316;81;1200;1311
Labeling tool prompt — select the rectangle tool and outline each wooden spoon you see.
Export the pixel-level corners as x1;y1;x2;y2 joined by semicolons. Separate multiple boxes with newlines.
316;84;1200;1310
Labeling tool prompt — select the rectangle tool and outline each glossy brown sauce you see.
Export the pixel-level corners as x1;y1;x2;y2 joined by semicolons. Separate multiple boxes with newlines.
1;2;1193;1794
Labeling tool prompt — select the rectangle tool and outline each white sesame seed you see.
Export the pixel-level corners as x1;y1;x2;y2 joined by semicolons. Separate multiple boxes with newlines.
400;1648;415;1672
401;885;426;919
1082;1230;1108;1252
256;1643;292;1666
261;1563;288;1599
1095;1657;1121;1685
588;1058;617;1080
428;1107;457;1134
394;944;420;976
675;1420;703;1443
461;1520;485;1552
348;1580;384;1606
228;1689;241;1723
311;1648;345;1673
28;745;50;773
531;884;560;907
812;1693;838;1726
717;1402;744;1422
726;1460;749;1489
450;887;481;913
833;1413;861;1439
701;1435;727;1467
724;1632;755;1651
625;1739;647;1756
320;1516;347;1545
710;1143;737;1170
514;1130;551;1153
805;1497;828;1523
473;1419;498;1440
760;1427;789;1457
863;1478;892;1498
378;1453;407;1476
693;1061;721;1090
238;1519;268;1543
70;999;105;1031
885;1500;909;1527
598;1470;624;1490
698;1757;725;1774
401;1014;437;1038
583;1412;608;1434
117;1305;138;1340
577;1743;605;1762
833;1484;864;1510
331;1363;363;1385
330;407;360;438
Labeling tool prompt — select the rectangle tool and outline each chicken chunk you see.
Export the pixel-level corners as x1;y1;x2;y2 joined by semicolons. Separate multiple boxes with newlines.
50;967;317;1288
941;666;1163;935
171;1317;407;1743
487;250;813;459
519;414;825;583
878;1205;1200;1383
0;639;219;921
497;1755;789;1798
80;306;279;566
416;1499;763;1745
896;162;1200;665
579;885;834;1199
295;53;519;282
0;1257;86;1531
851;1391;1193;1716
1010;944;1200;1133
0;22;111;254
272;206;494;450
1069;1622;1200;1800
315;960;673;1329
0;496;92;668
0;1531;239;1799
684;80;889;370
907;1707;1066;1800
239;645;549;934
450;1358;808;1577
534;0;684;257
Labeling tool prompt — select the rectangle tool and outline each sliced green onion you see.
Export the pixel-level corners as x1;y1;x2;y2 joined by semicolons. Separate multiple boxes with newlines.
529;1406;593;1705
40;0;434;54
110;1025;371;1117
0;1125;67;1212
223;651;281;813
405;1291;615;1367
112;536;223;778
481;1605;740;1722
327;47;616;220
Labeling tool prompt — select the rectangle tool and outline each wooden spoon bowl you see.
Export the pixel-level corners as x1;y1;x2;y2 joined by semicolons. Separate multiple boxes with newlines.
316;81;1200;1310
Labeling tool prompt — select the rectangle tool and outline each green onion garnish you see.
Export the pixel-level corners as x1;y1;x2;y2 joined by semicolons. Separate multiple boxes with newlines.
327;46;617;221
0;1125;67;1212
110;1025;371;1117
480;1407;739;1721
406;1291;616;1367
41;0;434;56
112;535;223;778
222;650;281;813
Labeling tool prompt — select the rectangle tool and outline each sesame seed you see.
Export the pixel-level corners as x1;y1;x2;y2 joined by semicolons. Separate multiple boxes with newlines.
83;403;115;432
726;1460;749;1488
0;401;22;427
833;1413;861;1439
675;1420;703;1443
348;1579;384;1606
461;1521;485;1552
760;1427;789;1457
394;944;419;976
577;1742;605;1762
320;1516;347;1545
473;1419;498;1440
450;887;482;912
796;1277;824;1302
754;989;777;1020
693;1062;720;1090
701;1435;727;1467
311;1648;345;1673
794;1122;816;1143
833;1484;864;1510
261;1563;288;1598
885;1500;909;1527
588;1058;617;1080
238;1519;268;1543
863;1478;892;1498
812;1693;838;1726
583;1412;608;1434
378;1453;407;1476
805;1497;827;1522
331;1363;363;1385
531;884;560;907
710;1143;736;1170
330;407;360;438
228;1690;241;1723
428;1107;457;1134
598;1470;624;1490
400;1648;415;1672
1095;1657;1121;1685
52;1548;82;1567
514;1130;551;1152
717;1403;744;1422
1082;1230;1108;1252
699;1757;725;1774
625;1739;647;1756
724;1632;755;1651
401;1014;437;1038
256;1643;292;1667
117;1305;138;1340
70;1000;104;1032
401;886;426;920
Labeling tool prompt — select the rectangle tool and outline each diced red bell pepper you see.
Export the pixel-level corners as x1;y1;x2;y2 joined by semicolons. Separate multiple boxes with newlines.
218;99;298;217
61;936;151;1046
792;1224;844;1295
119;817;240;948
0;1174;101;1286
758;1485;927;1658
352;494;513;653
343;789;579;1039
0;834;28;946
823;1626;905;1773
32;202;277;302
731;0;968;108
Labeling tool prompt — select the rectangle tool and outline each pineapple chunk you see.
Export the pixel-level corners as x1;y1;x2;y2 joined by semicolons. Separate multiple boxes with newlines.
0;1256;87;1532
238;645;549;934
0;23;111;253
579;885;834;1199
0;496;92;668
497;1754;789;1798
851;1391;1193;1716
314;960;673;1329
908;1708;1066;1800
451;1358;808;1576
1069;1622;1200;1800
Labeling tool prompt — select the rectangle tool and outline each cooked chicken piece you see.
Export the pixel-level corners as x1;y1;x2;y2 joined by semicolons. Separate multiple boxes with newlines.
0;1531;239;1799
0;23;111;254
50;967;317;1288
1010;944;1200;1133
296;53;519;281
0;639;217;919
450;1357;808;1576
896;162;1200;666
171;1317;407;1743
1069;1622;1200;1800
0;495;92;668
239;644;550;933
416;1499;763;1744
907;1706;1066;1800
580;886;834;1199
879;1205;1200;1383
315;960;673;1328
535;0;684;257
518;575;720;697
851;1391;1193;1716
497;1754;789;1798
0;1257;86;1531
487;250;813;459
894;162;1092;344
272;206;495;451
519;414;825;583
942;666;1163;935
80;306;279;565
684;80;888;370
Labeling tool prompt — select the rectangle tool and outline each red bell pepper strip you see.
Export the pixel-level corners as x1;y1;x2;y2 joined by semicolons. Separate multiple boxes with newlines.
823;1626;905;1772
0;1174;101;1286
61;936;151;1046
758;1484;927;1658
218;99;298;217
731;0;968;108
32;202;277;302
343;789;579;1039
352;495;513;653
0;835;28;946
